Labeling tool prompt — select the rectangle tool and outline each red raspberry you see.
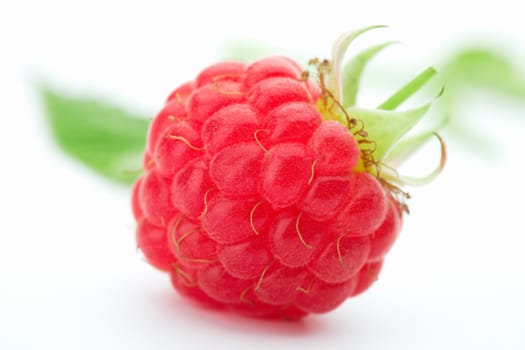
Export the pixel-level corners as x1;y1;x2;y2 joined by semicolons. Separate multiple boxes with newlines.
133;59;401;319
133;31;444;319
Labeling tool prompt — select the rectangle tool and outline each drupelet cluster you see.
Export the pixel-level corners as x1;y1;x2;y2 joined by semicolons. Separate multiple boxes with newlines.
133;56;401;320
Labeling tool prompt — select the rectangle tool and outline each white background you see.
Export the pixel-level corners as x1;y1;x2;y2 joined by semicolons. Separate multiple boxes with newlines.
1;1;524;349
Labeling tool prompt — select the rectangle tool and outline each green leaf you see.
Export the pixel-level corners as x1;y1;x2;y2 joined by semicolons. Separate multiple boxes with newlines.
444;120;498;157
441;48;525;99
342;41;397;108
39;86;149;185
222;40;308;65
222;40;278;62
347;101;433;160
432;47;525;154
378;66;437;110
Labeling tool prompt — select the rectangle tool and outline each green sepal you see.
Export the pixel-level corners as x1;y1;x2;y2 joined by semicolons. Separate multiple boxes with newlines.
378;66;437;110
347;100;433;161
384;115;449;167
382;132;446;186
384;130;435;167
342;41;397;108
39;86;149;185
330;25;387;100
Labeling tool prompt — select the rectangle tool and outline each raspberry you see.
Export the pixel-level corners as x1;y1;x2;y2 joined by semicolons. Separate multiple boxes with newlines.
133;30;444;320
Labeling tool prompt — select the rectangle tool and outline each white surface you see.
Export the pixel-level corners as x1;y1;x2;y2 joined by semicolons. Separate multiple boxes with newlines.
1;1;524;349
